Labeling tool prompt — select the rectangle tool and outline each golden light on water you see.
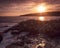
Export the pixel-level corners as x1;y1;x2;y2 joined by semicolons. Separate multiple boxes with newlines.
39;16;45;21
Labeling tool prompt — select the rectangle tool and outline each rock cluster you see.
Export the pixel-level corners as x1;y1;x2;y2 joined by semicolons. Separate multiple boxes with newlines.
3;19;60;48
5;19;60;38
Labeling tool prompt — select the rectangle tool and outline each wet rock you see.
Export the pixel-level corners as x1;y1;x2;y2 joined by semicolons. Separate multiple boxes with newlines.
6;43;23;48
17;36;33;44
19;20;60;38
0;32;3;43
44;43;54;48
4;19;60;38
6;43;16;48
15;41;24;46
37;46;42;48
0;35;3;43
11;30;20;35
24;46;29;48
17;20;41;36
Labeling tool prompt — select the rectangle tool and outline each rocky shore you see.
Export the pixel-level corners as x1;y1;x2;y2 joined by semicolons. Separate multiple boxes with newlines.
0;19;60;48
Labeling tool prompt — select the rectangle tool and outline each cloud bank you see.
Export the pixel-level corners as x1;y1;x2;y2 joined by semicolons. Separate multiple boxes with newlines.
0;0;60;16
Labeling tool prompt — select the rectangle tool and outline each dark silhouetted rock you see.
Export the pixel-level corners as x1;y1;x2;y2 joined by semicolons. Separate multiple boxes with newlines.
15;41;24;46
4;19;60;38
11;30;20;35
6;43;23;48
0;36;3;43
17;19;60;38
20;11;60;16
24;46;29;48
0;32;3;43
37;46;42;48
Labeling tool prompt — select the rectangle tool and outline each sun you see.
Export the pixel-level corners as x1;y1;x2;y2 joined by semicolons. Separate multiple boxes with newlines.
37;5;46;13
36;3;47;13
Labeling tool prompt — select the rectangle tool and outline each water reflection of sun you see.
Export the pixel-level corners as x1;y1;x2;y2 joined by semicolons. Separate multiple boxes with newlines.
39;16;45;21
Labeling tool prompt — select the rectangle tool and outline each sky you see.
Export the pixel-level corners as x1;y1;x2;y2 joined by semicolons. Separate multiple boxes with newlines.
0;0;60;16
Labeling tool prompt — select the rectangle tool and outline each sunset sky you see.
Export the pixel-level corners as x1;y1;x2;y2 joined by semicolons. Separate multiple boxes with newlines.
0;0;60;16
